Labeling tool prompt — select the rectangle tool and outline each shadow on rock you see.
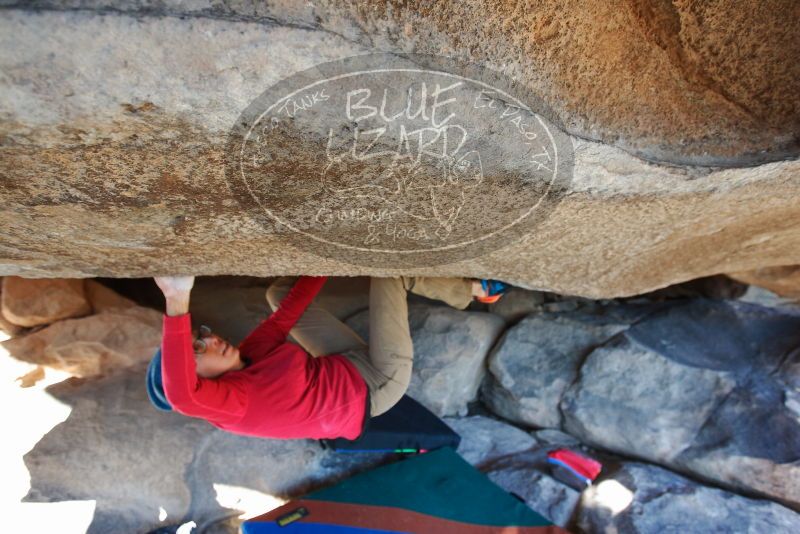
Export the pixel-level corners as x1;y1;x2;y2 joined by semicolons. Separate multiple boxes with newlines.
22;363;389;533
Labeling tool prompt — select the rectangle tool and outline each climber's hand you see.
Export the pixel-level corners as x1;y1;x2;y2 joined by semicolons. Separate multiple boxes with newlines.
154;276;195;316
154;276;195;298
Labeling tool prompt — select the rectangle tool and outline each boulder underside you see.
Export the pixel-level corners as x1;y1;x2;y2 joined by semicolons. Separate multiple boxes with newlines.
1;2;799;298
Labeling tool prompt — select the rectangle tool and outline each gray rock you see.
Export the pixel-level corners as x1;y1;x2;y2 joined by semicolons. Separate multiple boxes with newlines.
347;304;505;416
444;415;537;466
22;365;382;533
578;462;800;533
532;429;582;448
562;336;736;462
477;425;800;532
179;431;366;532
739;285;800;310
561;299;800;509
448;421;592;527
482;305;658;428
539;300;585;313
485;450;581;528
487;287;547;323
24;368;201;533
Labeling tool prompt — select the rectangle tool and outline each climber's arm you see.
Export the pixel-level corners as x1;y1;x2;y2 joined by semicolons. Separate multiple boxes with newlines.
239;276;328;355
155;276;247;420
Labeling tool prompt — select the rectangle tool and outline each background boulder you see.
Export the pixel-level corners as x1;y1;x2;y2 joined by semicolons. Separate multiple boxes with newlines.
482;304;659;428
444;415;537;466
1;278;91;328
561;300;800;509
577;462;800;534
347;304;505;416
2;306;162;378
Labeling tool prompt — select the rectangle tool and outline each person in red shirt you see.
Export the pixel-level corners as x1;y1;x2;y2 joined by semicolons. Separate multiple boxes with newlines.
149;276;498;440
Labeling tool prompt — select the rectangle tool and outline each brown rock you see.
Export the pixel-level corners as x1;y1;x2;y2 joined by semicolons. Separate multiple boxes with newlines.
0;306;162;378
84;279;137;312
16;365;45;388
4;1;797;165
728;265;800;300
0;279;25;336
343;0;800;165
1;277;91;327
0;312;24;336
1;7;799;297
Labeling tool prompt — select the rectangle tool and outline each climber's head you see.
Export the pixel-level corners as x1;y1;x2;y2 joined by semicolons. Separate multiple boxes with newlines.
145;327;245;412
192;325;245;378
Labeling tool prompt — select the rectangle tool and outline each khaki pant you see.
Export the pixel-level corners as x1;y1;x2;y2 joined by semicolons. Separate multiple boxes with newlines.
266;276;472;416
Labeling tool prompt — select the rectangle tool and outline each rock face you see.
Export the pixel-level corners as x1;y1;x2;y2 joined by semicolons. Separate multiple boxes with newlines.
3;0;797;166
188;276;273;346
1;306;162;377
22;364;385;534
25;360;799;533
482;303;660;428
0;281;25;336
487;287;548;323
347;303;505;416
444;415;536;466
577;462;800;534
0;5;799;296
484;298;800;510
1;277;91;327
730;265;800;300
24;370;200;533
454;417;800;531
562;300;800;509
84;279;137;312
484;448;582;527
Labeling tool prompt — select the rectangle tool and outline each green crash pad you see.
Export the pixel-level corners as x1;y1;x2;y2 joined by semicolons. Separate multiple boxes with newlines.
242;447;566;533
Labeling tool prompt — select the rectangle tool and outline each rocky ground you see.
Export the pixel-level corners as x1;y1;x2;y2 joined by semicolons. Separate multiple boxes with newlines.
1;275;799;533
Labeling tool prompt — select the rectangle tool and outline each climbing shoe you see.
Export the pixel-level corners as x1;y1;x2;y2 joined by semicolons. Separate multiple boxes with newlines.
475;279;509;304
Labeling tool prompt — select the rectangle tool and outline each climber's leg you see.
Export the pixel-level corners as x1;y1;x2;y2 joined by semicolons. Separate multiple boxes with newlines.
266;277;367;357
400;276;474;310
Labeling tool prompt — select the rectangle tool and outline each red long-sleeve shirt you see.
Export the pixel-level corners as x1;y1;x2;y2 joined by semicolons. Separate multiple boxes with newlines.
160;276;368;440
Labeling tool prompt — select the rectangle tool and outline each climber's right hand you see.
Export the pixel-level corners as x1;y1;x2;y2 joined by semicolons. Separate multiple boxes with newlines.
154;276;195;299
154;276;195;316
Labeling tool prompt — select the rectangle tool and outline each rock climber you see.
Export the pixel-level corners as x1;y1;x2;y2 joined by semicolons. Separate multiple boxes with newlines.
146;276;508;440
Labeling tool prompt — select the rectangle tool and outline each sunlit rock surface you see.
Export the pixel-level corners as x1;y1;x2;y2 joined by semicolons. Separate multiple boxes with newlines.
21;363;388;533
2;305;162;378
1;278;91;328
1;4;799;297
